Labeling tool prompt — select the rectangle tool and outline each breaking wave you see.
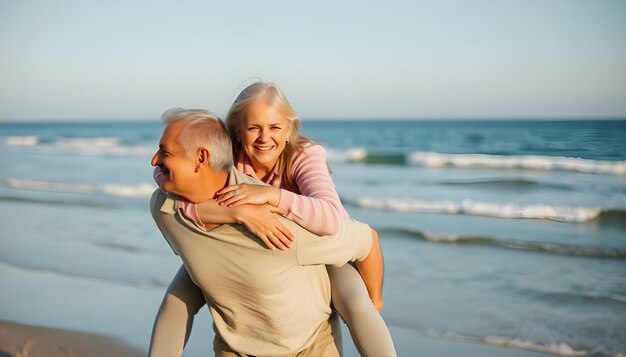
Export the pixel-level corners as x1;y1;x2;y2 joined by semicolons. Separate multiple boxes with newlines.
5;135;38;146
4;135;154;157
408;151;626;176
381;228;626;259
323;147;626;176
1;177;156;199
343;196;605;223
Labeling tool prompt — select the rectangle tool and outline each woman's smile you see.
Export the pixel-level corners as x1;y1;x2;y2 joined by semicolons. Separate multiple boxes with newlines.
253;144;275;152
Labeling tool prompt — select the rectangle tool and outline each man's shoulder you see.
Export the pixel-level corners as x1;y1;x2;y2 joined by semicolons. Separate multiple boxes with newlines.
149;188;171;217
229;166;267;186
150;188;164;209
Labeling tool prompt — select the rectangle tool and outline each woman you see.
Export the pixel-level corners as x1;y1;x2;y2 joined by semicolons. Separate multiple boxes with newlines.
150;82;395;357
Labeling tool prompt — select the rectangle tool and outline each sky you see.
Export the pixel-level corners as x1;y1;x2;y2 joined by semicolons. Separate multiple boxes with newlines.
1;0;625;121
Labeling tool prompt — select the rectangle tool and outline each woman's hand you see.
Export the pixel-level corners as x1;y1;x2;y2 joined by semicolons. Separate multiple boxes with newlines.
216;184;281;208
234;204;294;251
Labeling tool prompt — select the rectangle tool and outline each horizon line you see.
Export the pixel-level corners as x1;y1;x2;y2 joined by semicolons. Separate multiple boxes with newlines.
1;114;625;124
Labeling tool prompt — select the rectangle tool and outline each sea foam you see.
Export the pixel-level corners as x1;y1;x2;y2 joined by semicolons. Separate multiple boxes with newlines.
100;183;157;198
5;136;38;146
344;196;602;222
4;135;154;157
437;333;589;356
5;178;96;194
53;137;154;157
407;151;626;176
325;147;368;163
3;177;155;199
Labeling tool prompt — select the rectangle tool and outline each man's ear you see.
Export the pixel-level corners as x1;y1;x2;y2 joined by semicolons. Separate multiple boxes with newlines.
196;148;211;170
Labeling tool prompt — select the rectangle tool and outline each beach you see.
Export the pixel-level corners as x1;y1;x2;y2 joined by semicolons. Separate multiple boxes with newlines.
0;261;553;357
0;323;555;357
1;120;624;356
0;320;143;357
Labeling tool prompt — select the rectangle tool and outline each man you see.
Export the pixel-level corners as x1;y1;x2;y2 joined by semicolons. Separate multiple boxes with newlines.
149;109;385;356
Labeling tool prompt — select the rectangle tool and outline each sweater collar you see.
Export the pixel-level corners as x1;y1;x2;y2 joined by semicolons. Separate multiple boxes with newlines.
235;150;280;184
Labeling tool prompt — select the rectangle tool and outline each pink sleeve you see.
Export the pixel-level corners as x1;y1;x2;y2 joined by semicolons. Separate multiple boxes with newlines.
179;200;203;228
153;167;203;227
277;145;349;236
153;167;163;187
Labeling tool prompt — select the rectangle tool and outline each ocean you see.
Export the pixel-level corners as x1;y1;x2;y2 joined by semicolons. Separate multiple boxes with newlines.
0;119;625;356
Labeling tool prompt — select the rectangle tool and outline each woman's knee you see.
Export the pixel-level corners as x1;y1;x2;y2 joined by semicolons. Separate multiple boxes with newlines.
332;286;375;321
335;298;376;324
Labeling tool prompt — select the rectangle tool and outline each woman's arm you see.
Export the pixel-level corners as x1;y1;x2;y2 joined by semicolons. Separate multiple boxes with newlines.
282;147;385;307
278;145;348;235
210;148;387;308
215;145;348;236
154;167;293;250
196;200;294;250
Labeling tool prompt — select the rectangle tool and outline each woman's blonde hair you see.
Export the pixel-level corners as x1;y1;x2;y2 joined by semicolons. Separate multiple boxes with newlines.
226;82;313;190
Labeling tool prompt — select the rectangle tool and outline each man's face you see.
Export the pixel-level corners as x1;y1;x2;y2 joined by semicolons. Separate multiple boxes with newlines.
151;122;197;195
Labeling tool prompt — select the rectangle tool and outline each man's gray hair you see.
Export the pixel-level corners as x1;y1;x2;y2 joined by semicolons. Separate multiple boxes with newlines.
162;108;233;172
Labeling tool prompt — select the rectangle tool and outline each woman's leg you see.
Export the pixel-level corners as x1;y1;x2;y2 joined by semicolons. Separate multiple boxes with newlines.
329;311;343;356
327;264;396;357
149;265;206;357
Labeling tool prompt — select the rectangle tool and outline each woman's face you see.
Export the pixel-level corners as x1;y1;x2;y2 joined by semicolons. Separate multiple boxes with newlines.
239;98;291;172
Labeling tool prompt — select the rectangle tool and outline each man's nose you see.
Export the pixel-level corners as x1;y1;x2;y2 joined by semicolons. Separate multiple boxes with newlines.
151;151;160;167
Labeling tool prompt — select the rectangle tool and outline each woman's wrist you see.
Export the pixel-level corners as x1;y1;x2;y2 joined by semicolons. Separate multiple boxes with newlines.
267;187;281;207
231;205;247;224
196;199;240;225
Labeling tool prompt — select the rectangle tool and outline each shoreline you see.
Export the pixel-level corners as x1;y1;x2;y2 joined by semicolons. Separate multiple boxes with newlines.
0;319;555;357
0;320;145;357
0;253;559;357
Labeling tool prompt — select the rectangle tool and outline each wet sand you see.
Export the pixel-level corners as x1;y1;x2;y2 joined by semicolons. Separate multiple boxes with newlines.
0;320;145;357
